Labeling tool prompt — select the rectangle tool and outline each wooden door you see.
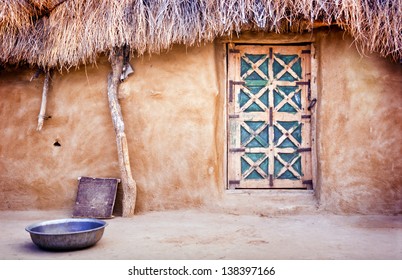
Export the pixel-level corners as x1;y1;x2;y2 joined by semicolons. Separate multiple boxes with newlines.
228;44;313;189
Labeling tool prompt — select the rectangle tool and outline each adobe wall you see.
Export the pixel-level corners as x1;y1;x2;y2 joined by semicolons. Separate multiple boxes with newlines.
0;29;401;214
0;61;120;210
119;45;222;212
315;30;402;214
0;44;222;212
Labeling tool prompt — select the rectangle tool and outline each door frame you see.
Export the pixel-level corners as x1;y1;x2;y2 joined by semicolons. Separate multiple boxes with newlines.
218;34;318;192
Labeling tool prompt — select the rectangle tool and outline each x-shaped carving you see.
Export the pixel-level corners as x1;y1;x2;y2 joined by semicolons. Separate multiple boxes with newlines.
241;121;269;147
274;87;301;112
274;122;301;148
241;55;269;81
240;86;269;112
275;153;301;179
242;153;269;179
274;55;301;80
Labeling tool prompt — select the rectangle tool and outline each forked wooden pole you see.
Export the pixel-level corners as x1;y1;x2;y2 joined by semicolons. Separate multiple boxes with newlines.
107;46;137;217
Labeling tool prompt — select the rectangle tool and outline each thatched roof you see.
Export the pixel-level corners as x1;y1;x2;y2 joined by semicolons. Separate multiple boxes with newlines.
1;0;400;69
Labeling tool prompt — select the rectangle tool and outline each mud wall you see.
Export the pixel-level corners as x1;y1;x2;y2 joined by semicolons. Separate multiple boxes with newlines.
0;29;401;214
0;61;120;210
0;44;221;212
120;45;221;211
315;30;402;214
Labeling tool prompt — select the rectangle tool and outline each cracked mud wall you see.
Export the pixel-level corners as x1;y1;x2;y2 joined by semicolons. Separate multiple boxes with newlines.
0;30;401;214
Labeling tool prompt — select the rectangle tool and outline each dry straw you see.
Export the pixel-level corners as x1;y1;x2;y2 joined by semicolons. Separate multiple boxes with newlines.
0;0;401;69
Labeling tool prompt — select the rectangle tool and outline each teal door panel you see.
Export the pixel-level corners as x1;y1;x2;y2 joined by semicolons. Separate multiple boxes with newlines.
228;45;312;189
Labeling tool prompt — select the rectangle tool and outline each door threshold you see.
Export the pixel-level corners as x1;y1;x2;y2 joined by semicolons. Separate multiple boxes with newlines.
215;189;318;215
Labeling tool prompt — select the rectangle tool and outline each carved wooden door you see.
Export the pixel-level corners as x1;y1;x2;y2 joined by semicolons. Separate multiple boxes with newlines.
228;44;313;189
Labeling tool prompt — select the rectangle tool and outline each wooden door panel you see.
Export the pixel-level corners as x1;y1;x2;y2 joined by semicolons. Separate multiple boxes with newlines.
228;44;312;189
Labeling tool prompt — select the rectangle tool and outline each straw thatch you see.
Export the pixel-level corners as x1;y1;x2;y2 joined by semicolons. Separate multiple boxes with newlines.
1;0;401;69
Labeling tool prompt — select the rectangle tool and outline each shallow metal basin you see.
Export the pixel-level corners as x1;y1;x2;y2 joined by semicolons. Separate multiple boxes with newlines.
25;218;107;251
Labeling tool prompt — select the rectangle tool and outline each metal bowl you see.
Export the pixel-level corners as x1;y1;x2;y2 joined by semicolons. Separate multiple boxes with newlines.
25;218;107;251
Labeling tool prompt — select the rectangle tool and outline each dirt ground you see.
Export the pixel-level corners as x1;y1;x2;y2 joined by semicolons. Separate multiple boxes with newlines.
0;208;401;260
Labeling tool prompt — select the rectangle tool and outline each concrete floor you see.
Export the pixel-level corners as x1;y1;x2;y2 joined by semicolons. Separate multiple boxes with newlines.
0;208;401;260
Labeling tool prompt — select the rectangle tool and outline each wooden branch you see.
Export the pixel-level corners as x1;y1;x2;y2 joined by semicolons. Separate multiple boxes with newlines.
107;46;137;217
37;69;52;131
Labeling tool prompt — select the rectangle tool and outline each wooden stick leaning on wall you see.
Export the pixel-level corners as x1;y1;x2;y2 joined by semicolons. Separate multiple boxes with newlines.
37;69;52;131
107;46;137;217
